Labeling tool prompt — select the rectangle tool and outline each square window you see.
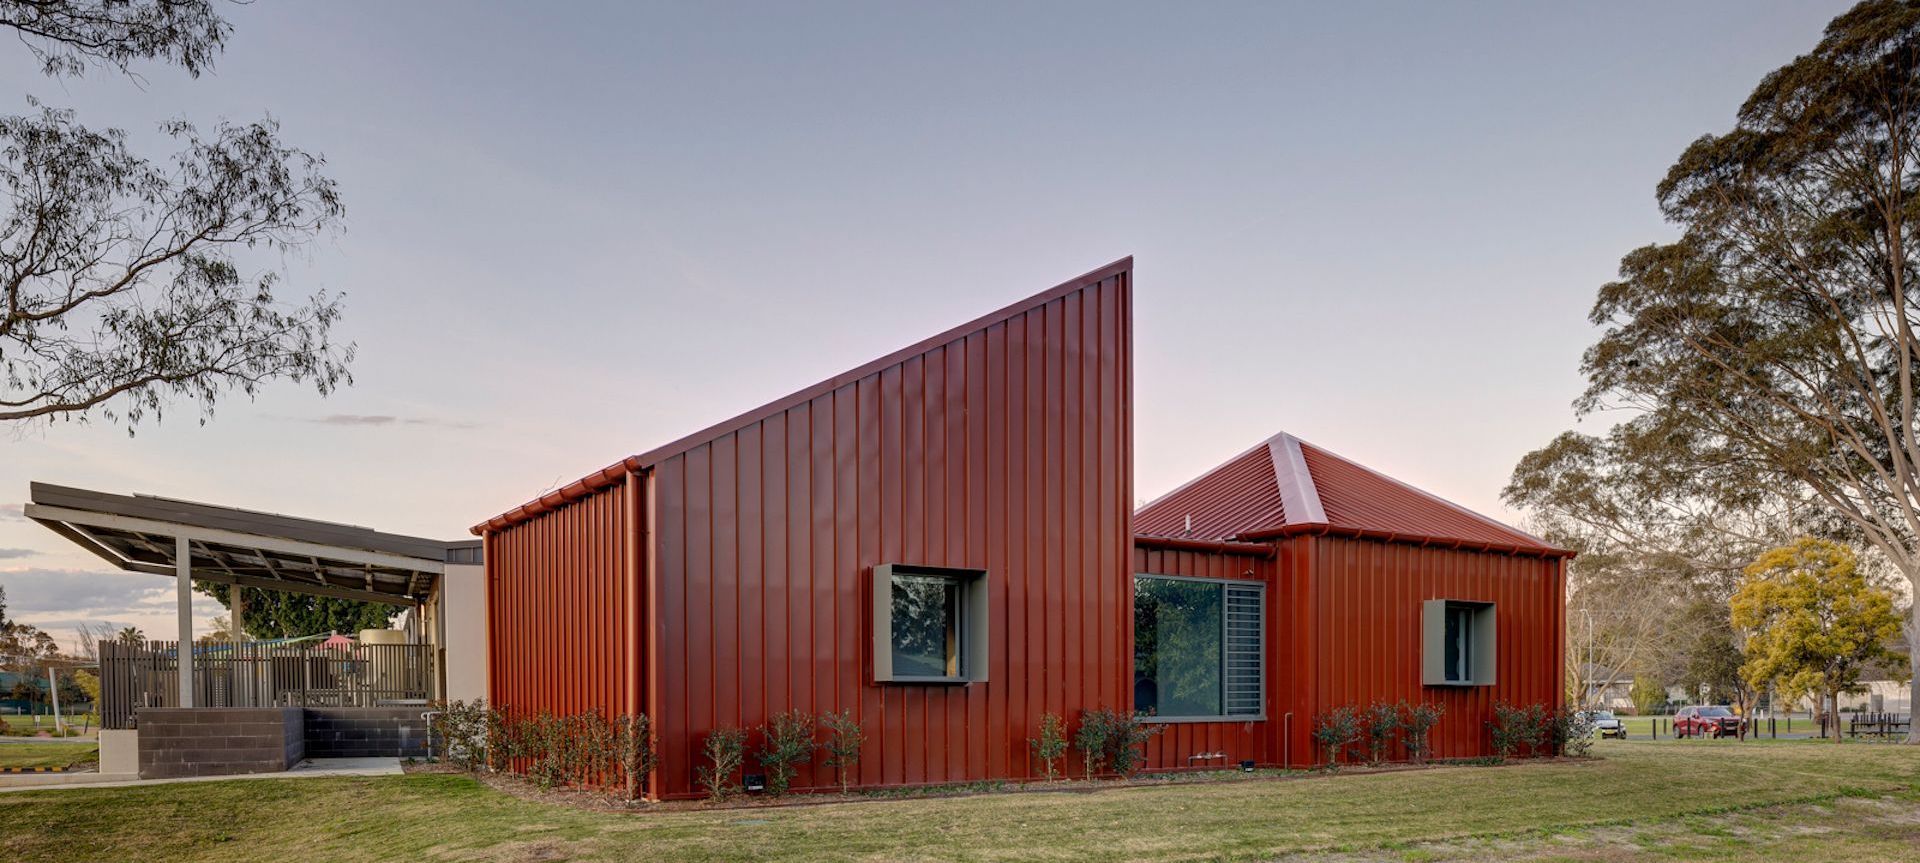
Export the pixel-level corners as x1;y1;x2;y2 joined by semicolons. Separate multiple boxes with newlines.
891;574;962;678
872;564;986;683
1423;600;1495;687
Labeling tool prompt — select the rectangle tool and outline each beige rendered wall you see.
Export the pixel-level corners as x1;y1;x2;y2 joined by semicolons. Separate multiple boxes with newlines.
439;562;488;703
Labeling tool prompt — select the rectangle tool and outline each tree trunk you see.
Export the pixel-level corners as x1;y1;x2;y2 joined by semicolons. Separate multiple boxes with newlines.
1832;690;1844;744
1907;601;1919;744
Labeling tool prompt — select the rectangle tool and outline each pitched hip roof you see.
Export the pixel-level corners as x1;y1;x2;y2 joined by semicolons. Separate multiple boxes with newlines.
1134;433;1571;558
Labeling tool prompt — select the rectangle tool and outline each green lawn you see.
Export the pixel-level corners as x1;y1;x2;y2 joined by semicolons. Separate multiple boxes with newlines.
0;743;97;770
0;740;1917;862
1612;714;1819;737
0;715;90;736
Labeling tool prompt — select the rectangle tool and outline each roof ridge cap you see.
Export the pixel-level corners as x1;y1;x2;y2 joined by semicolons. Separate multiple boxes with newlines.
1268;432;1325;526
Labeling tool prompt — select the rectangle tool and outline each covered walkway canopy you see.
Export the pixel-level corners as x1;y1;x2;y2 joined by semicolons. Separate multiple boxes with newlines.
25;482;479;706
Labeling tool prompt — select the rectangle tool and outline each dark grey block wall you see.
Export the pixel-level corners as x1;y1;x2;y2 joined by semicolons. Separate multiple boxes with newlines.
303;706;431;758
136;707;304;779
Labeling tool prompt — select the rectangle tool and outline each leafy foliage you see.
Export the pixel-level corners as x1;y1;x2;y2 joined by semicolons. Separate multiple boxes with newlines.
1072;707;1161;779
1550;708;1597;758
0;1;351;433
1732;538;1908;737
820;710;864;794
427;699;494;771
1312;706;1362;769
1629;676;1667;715
0;584;59;673
1073;709;1113;780
0;102;350;430
0;0;229;78
698;726;746;802
1398;701;1445;764
1489;702;1549;761
1362;702;1401;765
756;711;817;797
1028;712;1068;782
615;714;659;800
1519;0;1920;740
196;584;392;640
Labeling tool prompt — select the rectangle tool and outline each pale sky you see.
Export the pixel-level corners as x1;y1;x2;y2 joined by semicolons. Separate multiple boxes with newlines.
0;1;1848;645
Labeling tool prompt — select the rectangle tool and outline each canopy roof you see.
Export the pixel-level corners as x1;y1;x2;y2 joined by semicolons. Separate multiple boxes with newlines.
26;482;481;606
1134;433;1571;558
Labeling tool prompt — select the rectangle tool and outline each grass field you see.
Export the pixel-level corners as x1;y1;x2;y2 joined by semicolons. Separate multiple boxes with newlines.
0;743;97;770
1609;714;1828;737
0;740;1916;862
0;715;91;736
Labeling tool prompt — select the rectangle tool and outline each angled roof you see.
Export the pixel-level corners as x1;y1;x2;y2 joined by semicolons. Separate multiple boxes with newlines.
1134;433;1570;557
474;257;1135;534
26;482;478;606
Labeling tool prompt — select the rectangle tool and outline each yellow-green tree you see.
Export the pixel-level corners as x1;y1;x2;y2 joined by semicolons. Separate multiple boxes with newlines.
1730;539;1906;743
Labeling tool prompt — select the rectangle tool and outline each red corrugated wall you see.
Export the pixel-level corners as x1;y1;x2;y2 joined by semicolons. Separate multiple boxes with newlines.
646;268;1132;798
1284;534;1567;763
485;478;639;728
1131;544;1276;770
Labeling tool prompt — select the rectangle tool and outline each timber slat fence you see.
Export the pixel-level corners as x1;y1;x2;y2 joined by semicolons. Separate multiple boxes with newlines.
98;640;433;730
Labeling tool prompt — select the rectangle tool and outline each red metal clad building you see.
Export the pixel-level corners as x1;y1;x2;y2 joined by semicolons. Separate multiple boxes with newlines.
1133;433;1571;767
474;259;1569;798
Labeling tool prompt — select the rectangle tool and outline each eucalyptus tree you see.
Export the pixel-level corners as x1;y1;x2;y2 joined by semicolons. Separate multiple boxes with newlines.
0;0;350;432
1534;0;1920;739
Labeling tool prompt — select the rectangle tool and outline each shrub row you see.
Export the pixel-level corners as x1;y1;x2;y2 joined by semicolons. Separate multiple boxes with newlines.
696;708;868;801
1489;701;1594;760
427;699;659;797
1312;701;1445;768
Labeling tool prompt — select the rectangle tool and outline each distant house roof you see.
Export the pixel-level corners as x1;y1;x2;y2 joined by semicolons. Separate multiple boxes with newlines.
1134;432;1571;558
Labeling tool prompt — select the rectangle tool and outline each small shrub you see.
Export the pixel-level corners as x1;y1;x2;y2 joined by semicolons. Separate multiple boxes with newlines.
1549;708;1596;758
614;713;659;798
483;706;517;772
1101;710;1163;778
1312;706;1362;769
1074;709;1116;780
821;710;865;794
1489;701;1549;760
756;711;817;797
1363;702;1401;765
1399;701;1445;764
517;712;572;789
1071;707;1161;779
427;699;492;769
570;711;618;786
698;726;747;802
1029;712;1069;782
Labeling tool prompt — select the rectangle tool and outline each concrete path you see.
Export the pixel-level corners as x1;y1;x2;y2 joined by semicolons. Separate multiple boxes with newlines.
0;757;402;793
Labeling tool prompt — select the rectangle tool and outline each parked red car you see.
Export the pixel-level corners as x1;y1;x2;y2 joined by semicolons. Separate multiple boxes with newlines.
1674;706;1742;738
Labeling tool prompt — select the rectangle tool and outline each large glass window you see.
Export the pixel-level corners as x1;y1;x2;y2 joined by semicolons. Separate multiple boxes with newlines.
1133;575;1264;719
891;574;962;678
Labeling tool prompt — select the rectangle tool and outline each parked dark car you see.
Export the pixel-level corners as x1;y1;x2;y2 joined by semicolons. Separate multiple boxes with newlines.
1674;705;1742;738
